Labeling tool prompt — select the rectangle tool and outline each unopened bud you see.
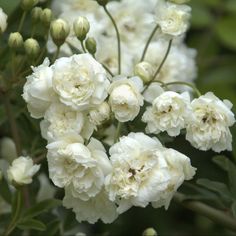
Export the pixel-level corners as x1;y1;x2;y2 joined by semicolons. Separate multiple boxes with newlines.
40;8;53;27
85;37;97;55
8;32;23;49
31;7;42;23
0;8;8;34
96;0;108;6
89;102;110;126
21;0;38;11
73;16;90;41
24;38;40;58
50;19;70;47
134;61;154;83
142;228;158;236
169;0;190;4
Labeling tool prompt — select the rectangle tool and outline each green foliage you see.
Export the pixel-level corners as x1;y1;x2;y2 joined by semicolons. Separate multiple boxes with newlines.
17;218;46;231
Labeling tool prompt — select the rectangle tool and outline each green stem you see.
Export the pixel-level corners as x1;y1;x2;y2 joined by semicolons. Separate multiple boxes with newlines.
80;40;87;53
101;63;114;77
174;192;236;232
17;11;27;33
103;6;121;75
153;39;172;80
3;190;22;236
52;46;61;63
140;24;159;62
114;122;122;143
163;81;201;97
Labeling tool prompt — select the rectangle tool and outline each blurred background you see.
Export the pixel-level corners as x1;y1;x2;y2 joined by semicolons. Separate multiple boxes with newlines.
0;0;236;235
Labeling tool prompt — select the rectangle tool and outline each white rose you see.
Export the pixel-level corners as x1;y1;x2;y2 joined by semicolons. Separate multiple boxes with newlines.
52;53;110;110
105;132;195;213
40;102;84;142
109;76;144;122
47;137;111;201
22;58;56;119
63;187;118;224
0;8;7;33
186;92;235;152
142;89;192;136
155;0;191;37
7;156;40;185
88;102;110;126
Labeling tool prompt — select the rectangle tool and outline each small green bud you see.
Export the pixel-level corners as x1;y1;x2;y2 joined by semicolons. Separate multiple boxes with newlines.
31;7;42;23
8;32;24;49
40;8;53;27
21;0;38;11
73;16;90;41
169;0;190;4
96;0;108;6
134;61;154;83
24;38;40;58
50;19;70;47
142;228;158;236
85;37;97;55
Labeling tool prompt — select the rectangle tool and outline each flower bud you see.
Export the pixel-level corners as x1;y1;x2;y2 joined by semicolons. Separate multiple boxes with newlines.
169;0;190;4
8;32;23;49
0;8;8;34
31;7;42;23
134;61;154;83
50;19;70;47
24;38;40;58
21;0;38;11
0;137;17;163
89;102;110;126
40;8;53;27
85;37;97;55
7;156;40;186
142;228;158;236
73;16;90;41
96;0;108;6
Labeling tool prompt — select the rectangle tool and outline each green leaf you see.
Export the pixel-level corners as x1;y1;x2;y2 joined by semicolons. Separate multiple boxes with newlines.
216;15;236;50
197;179;233;202
17;219;46;231
0;177;12;204
45;220;60;236
23;199;61;219
231;202;236;218
226;0;236;13
0;0;19;15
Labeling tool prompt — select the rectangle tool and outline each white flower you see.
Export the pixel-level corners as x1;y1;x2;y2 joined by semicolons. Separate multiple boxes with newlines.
109;76;144;122
142;88;192;136
0;8;7;33
63;187;118;224
40;102;84;142
186;92;235;152
105;132;195;213
22;58;56;119
155;0;191;37
145;40;197;89
52;54;110;110
7;156;40;185
88;102;110;126
47;137;111;201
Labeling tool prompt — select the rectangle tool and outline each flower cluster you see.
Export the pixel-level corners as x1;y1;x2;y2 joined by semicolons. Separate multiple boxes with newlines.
21;0;235;225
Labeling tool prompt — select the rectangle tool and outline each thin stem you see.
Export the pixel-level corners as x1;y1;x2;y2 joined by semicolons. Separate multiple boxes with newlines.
17;11;27;33
140;24;159;62
174;192;236;232
103;6;121;74
4;96;21;156
114;122;122;143
102;63;114;77
3;190;22;236
80;40;87;53
163;81;201;97
52;46;61;63
153;39;172;79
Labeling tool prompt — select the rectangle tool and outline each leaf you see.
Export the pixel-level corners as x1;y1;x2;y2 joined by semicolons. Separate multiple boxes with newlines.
216;15;236;50
45;220;60;236
0;177;12;204
231;202;236;218
226;0;236;13
0;0;19;15
23;199;61;219
197;178;233;202
17;219;46;231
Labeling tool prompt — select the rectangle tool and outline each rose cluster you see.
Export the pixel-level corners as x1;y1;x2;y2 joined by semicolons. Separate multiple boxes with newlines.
21;0;235;224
